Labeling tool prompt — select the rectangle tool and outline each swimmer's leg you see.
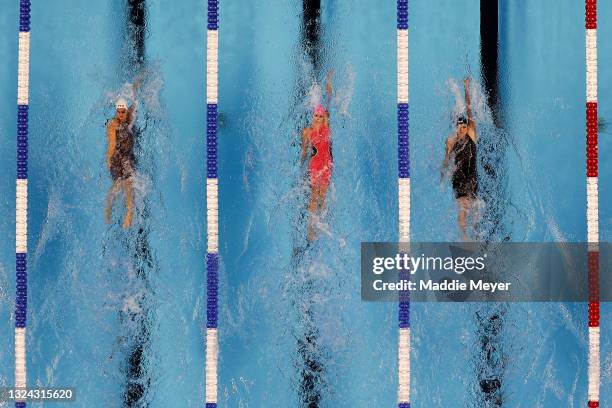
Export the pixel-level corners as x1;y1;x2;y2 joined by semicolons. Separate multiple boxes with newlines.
456;197;472;242
123;178;134;229
307;185;323;241
317;181;329;211
106;180;122;224
469;196;480;239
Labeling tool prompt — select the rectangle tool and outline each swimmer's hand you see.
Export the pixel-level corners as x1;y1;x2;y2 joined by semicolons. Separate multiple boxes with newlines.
326;69;334;94
463;77;471;88
133;69;147;90
440;165;451;183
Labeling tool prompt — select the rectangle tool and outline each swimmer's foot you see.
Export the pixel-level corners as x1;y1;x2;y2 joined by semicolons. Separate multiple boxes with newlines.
105;207;112;225
307;224;316;242
122;212;132;229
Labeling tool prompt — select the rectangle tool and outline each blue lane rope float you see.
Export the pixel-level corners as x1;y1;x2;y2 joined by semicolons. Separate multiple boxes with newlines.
396;1;411;407
15;1;31;408
205;0;219;407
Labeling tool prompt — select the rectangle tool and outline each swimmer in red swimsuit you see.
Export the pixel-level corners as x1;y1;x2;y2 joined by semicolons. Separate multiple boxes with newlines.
301;71;333;241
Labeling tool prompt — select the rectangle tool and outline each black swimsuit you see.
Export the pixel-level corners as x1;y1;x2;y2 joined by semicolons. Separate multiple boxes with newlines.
452;135;477;199
110;122;135;180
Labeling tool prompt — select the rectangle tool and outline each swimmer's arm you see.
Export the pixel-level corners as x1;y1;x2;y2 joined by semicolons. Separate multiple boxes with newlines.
127;79;142;127
442;135;455;176
464;77;477;142
106;120;117;167
464;77;473;121
468;125;477;143
128;97;139;128
300;129;311;164
133;68;147;91
129;102;138;124
467;118;477;143
324;70;334;117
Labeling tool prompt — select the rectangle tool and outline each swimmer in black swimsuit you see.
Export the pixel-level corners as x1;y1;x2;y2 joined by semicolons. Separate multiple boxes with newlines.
442;77;478;241
105;80;140;229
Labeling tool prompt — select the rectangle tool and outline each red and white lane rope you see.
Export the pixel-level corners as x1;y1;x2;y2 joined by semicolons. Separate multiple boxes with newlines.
585;1;600;407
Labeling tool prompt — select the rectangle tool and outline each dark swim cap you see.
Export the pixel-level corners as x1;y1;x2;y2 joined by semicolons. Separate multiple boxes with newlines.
456;116;468;125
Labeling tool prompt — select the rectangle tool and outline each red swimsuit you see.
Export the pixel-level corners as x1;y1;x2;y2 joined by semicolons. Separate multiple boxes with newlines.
309;125;332;188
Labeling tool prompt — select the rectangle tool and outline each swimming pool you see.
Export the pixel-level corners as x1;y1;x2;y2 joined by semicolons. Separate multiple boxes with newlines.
0;0;609;407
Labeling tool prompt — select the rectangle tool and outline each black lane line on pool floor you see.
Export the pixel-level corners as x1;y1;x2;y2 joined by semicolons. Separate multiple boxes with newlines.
474;2;506;407
121;1;156;407
295;2;326;407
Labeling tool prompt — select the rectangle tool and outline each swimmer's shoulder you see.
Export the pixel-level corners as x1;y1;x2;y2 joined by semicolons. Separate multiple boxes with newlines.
302;127;313;139
107;118;119;130
467;126;477;142
445;133;458;153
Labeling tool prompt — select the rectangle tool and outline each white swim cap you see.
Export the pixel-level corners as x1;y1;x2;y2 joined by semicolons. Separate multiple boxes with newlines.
116;98;128;110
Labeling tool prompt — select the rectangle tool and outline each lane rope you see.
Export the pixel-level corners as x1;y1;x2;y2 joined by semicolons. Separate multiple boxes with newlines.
397;1;411;407
585;1;600;407
205;0;219;407
15;1;32;407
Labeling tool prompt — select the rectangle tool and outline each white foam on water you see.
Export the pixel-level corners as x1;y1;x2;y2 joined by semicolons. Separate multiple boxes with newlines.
333;64;355;117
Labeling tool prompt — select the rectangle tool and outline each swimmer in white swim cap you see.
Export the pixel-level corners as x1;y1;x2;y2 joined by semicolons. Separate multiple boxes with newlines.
105;81;141;229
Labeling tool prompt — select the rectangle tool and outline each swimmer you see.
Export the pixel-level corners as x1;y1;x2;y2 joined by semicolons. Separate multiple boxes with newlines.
442;77;478;241
300;70;334;241
105;81;140;229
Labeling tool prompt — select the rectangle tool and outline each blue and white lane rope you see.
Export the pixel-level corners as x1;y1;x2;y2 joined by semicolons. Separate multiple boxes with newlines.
15;1;31;408
205;0;219;407
397;1;410;407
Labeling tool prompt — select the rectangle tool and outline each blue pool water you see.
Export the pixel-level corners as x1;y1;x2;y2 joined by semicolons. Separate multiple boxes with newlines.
0;0;610;407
